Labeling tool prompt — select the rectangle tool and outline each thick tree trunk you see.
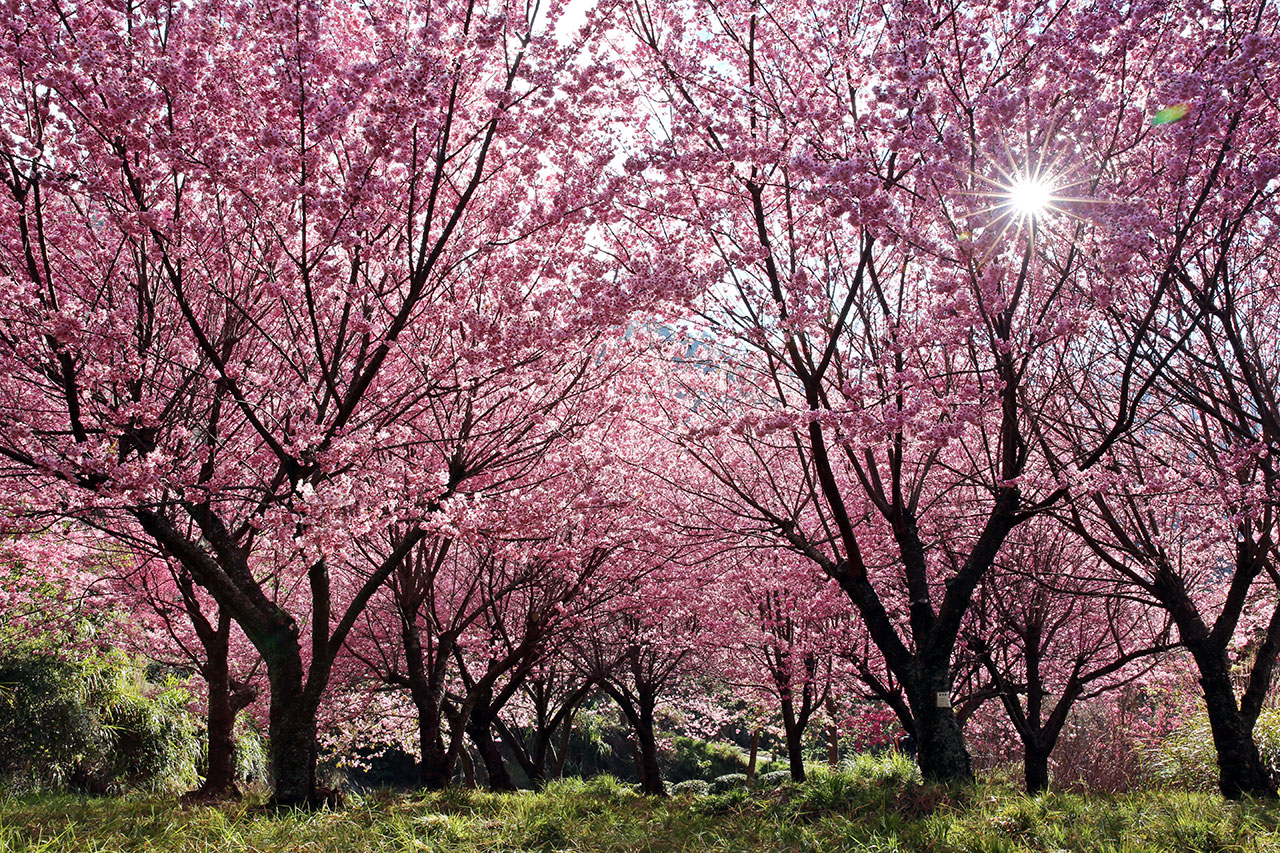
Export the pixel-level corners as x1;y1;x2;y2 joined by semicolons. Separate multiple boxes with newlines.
1197;655;1275;799
1024;746;1050;794
905;674;972;784
266;681;320;806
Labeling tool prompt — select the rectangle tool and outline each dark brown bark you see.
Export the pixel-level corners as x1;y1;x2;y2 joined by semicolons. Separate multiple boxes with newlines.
780;697;807;782
418;706;455;789
633;704;664;796
608;686;665;796
903;673;972;784
1024;747;1050;794
178;594;257;800
188;651;239;799
467;703;516;791
264;650;321;807
1193;646;1275;799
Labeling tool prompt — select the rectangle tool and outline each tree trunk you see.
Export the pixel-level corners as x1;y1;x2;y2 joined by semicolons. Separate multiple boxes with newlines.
826;695;840;767
459;744;477;789
551;710;574;781
418;702;455;789
1024;746;1050;794
746;729;760;781
906;674;972;784
633;705;665;796
266;671;320;807
468;713;516;791
205;674;239;796
185;625;249;799
1197;654;1275;799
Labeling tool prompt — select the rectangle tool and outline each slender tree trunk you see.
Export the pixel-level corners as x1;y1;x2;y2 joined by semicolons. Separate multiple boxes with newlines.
494;716;541;787
459;744;477;789
746;728;760;781
468;712;516;791
551;710;575;781
192;654;239;799
826;695;840;767
781;699;807;782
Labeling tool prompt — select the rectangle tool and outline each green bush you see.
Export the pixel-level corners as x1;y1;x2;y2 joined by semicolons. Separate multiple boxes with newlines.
1146;708;1280;791
0;651;198;794
231;719;269;790
777;755;924;817
843;750;922;787
710;772;749;793
754;769;793;788
660;735;752;783
670;778;711;796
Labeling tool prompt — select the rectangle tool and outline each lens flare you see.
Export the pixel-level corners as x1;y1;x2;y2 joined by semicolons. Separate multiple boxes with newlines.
1004;176;1055;219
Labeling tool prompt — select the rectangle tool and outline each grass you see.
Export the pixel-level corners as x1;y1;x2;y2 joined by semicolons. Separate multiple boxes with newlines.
2;764;1280;852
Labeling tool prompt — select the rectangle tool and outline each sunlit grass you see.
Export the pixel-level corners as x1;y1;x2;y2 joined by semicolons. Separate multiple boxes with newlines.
3;762;1280;853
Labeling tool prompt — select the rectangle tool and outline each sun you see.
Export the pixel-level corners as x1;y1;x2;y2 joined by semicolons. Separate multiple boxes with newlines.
1004;175;1056;219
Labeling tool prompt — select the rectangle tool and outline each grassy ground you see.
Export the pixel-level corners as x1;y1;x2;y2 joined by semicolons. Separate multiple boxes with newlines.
2;766;1280;852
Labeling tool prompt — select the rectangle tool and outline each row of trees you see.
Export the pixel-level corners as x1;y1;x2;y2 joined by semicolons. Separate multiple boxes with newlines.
1;0;1279;805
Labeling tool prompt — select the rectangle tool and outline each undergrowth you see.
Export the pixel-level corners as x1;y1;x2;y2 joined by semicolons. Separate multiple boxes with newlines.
2;757;1279;852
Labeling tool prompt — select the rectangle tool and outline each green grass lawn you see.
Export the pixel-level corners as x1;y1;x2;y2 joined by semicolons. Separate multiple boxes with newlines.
2;772;1279;853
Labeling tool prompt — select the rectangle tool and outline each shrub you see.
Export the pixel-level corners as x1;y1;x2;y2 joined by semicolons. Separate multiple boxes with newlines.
671;779;712;796
843;750;921;787
754;769;793;788
1147;708;1280;791
710;773;749;793
0;651;198;794
691;785;755;815
660;736;750;783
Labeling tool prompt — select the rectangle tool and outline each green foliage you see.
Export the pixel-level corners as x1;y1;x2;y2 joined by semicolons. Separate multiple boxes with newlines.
709;772;749;793
670;778;711;796
1147;709;1280;791
660;736;756;783
3;785;1280;852
0;651;198;795
754;769;794;788
231;720;269;791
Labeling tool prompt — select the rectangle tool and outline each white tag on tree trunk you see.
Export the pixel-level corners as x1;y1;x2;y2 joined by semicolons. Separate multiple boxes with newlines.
936;692;951;709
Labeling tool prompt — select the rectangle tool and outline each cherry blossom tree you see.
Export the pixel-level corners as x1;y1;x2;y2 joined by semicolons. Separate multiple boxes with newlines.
0;0;653;804
711;550;852;781
104;549;263;799
1050;0;1280;798
494;656;595;787
571;560;717;797
609;0;1272;783
963;522;1172;792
